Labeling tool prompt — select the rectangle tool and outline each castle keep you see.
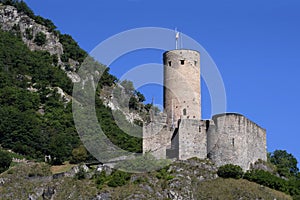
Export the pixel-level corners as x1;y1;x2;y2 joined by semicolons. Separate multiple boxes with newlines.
143;49;267;171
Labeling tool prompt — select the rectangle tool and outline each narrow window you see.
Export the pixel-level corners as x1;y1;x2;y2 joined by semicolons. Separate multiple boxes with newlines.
168;61;172;66
180;60;185;65
194;60;197;66
232;138;235;147
183;108;186;115
199;126;201;132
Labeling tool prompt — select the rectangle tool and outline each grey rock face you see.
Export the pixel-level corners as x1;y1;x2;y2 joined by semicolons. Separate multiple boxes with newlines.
0;5;63;56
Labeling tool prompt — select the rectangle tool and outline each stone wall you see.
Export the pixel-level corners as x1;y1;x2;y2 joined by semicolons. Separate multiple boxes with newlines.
178;119;207;160
142;114;172;159
207;113;267;171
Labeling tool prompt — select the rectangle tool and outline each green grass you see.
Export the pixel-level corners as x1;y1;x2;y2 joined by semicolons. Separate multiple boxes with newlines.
193;178;292;200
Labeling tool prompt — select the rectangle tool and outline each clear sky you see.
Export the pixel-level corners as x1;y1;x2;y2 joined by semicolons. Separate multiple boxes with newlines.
24;0;300;167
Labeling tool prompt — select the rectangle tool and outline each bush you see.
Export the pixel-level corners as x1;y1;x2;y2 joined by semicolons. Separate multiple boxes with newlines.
70;145;88;164
107;170;131;187
0;150;12;173
34;32;46;46
75;166;86;180
95;171;107;187
25;28;33;40
244;169;289;194
217;164;244;179
156;166;174;180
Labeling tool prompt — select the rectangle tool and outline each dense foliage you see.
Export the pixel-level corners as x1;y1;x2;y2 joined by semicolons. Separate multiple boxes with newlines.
95;98;142;153
0;29;78;163
0;1;143;166
0;150;12;173
217;164;244;179
33;32;46;46
270;150;299;178
93;169;132;188
217;151;300;198
0;28;143;165
244;169;300;198
59;34;87;63
244;169;289;193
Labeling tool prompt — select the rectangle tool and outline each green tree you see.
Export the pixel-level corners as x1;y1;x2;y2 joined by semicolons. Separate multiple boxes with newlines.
270;150;299;178
0;150;12;173
71;145;88;164
136;91;145;102
120;80;135;95
59;34;87;63
34;32;46;46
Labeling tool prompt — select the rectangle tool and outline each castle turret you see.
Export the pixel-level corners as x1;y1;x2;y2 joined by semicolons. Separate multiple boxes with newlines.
163;49;201;128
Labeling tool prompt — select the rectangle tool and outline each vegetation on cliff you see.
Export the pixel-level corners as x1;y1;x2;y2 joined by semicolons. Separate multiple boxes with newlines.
0;0;143;165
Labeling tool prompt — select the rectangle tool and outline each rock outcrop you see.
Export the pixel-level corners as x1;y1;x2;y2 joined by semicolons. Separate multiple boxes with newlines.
0;5;63;56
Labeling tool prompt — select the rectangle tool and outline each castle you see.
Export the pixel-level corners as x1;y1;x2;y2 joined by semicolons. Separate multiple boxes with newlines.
143;49;267;171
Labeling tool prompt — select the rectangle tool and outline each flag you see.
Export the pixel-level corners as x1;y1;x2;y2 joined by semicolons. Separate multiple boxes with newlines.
176;32;180;39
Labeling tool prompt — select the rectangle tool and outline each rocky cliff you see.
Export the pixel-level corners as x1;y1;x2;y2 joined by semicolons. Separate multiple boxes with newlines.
0;5;63;56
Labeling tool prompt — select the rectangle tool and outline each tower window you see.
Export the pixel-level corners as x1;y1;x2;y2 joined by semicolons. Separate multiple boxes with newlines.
194;61;197;66
180;60;185;65
168;61;172;66
183;108;186;116
232;138;235;147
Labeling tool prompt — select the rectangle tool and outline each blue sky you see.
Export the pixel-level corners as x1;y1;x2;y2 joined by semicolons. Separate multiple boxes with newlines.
24;0;300;166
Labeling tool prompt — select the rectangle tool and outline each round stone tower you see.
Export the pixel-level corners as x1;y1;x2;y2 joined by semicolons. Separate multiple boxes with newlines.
163;49;201;128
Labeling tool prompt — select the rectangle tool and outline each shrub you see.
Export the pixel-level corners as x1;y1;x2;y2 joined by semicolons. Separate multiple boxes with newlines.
107;170;131;187
244;169;289;194
217;164;244;179
25;28;33;40
94;171;107;188
156;166;174;180
70;145;88;164
75;166;86;180
34;32;46;46
0;150;12;173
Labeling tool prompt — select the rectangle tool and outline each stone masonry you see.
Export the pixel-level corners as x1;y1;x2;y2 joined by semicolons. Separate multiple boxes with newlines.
143;49;267;171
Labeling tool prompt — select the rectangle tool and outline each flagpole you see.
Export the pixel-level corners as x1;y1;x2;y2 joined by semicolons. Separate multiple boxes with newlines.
175;28;179;49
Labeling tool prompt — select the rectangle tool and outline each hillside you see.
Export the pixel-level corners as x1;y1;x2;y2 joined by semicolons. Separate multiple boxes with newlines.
0;158;293;199
0;1;143;165
0;1;299;200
